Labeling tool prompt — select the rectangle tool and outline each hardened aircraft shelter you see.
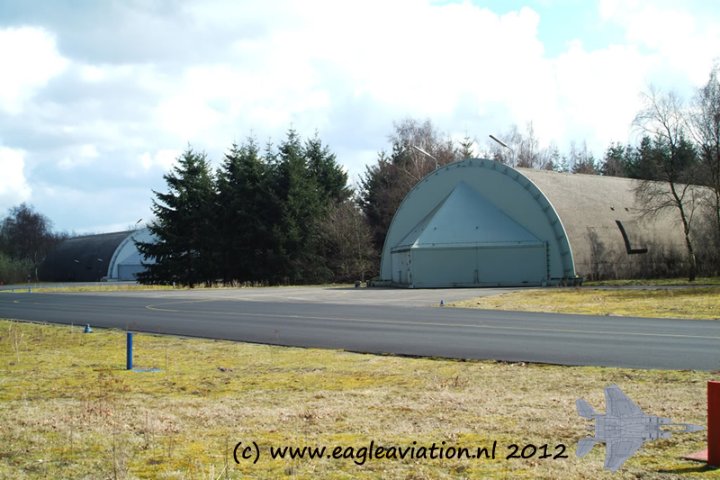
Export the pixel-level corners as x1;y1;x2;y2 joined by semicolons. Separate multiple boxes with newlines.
380;159;686;287
40;228;155;282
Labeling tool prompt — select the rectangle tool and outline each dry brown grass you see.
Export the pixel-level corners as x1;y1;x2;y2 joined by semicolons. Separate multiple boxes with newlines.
452;287;720;320
4;283;355;294
0;284;177;294
0;320;717;479
585;278;720;287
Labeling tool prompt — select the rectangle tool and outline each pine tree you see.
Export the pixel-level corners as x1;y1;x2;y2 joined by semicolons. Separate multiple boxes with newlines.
270;130;327;283
458;135;475;159
304;133;351;205
601;143;629;177
136;148;217;286
358;153;404;251
215;139;276;283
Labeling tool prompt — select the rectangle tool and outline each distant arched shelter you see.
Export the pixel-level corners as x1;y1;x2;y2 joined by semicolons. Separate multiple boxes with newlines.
380;159;687;287
107;228;155;280
40;228;155;282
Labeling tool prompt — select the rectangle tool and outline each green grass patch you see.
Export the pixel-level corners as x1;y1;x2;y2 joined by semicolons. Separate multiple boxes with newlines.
453;287;720;320
585;277;720;287
0;320;717;479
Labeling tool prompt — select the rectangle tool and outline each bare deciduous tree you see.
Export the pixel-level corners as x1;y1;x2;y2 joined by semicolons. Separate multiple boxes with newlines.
360;118;460;251
689;65;720;248
390;118;457;181
319;199;376;281
633;87;700;281
487;122;558;169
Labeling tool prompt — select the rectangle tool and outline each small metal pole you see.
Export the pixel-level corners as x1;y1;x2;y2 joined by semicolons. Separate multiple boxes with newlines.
126;332;133;370
710;381;720;467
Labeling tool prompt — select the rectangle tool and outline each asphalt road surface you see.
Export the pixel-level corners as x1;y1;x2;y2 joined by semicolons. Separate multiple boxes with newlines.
0;288;718;371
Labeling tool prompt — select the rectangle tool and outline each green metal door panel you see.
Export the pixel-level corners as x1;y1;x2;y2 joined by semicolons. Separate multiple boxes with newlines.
391;251;412;285
476;245;546;285
411;244;546;287
411;248;476;287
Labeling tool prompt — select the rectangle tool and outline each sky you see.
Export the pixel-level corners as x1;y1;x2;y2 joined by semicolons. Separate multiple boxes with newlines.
0;0;718;233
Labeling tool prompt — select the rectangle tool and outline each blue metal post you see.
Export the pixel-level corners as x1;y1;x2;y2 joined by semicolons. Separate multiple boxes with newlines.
126;332;133;370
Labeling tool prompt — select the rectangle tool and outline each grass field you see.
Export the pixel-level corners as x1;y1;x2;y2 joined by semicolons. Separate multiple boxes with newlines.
452;286;720;320
0;284;178;294
0;320;717;479
585;278;720;287
0;283;354;294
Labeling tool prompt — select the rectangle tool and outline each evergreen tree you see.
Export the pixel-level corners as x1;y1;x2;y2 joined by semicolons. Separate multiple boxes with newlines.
630;136;661;180
137;148;217;286
601;143;630;177
359;153;406;251
359;119;459;252
270;130;327;283
136;130;350;285
458;135;475;159
568;141;599;174
304;133;351;204
215;139;276;283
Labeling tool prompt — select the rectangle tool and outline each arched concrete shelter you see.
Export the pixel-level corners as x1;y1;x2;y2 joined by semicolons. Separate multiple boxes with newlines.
518;166;686;280
40;228;155;282
107;227;156;280
380;159;687;287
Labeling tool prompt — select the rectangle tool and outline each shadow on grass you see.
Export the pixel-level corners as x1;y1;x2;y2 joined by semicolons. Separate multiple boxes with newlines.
658;464;719;475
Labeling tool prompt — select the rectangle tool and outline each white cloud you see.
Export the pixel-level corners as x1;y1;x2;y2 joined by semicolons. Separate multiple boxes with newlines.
0;147;32;207
31;182;154;234
598;0;720;86
2;1;719;231
0;26;68;114
58;144;99;170
550;41;651;150
140;2;552;151
138;149;181;171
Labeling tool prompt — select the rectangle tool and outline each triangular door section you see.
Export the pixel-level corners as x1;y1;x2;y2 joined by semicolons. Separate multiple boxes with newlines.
395;181;542;249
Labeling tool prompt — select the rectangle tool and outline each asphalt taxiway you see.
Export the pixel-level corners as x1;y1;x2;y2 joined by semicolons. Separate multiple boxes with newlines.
0;286;718;370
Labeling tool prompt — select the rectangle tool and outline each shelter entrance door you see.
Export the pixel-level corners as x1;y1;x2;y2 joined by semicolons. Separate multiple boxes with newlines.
411;244;547;287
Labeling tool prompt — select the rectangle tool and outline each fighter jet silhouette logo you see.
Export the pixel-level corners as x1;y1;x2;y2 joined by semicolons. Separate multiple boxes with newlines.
576;385;704;472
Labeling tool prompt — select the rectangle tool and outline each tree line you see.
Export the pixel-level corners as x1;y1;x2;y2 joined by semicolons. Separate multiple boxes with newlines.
0;204;66;284
136;131;374;286
2;67;717;285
